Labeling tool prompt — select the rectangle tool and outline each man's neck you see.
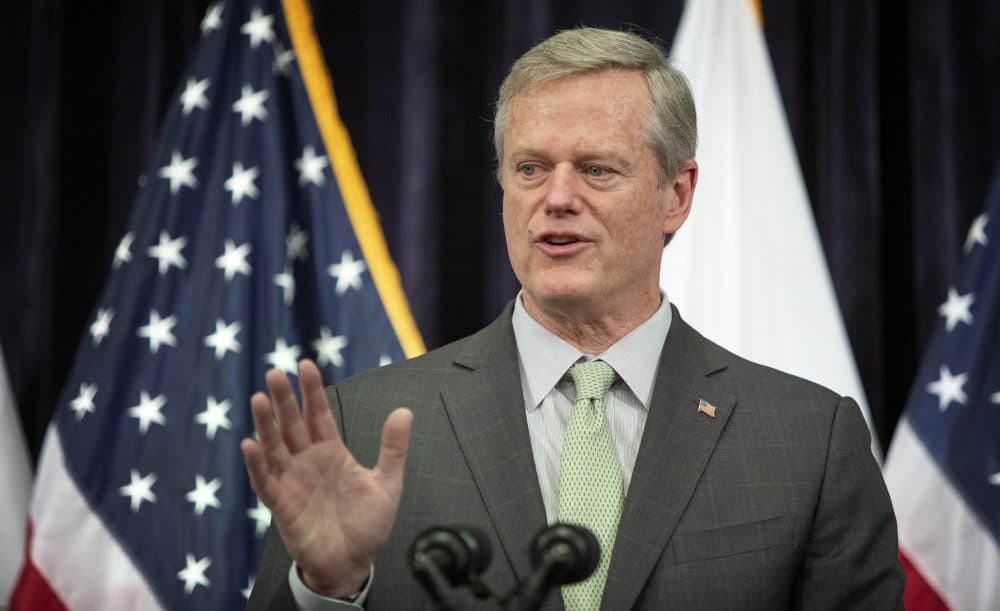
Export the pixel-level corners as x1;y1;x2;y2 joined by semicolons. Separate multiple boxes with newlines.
520;291;663;355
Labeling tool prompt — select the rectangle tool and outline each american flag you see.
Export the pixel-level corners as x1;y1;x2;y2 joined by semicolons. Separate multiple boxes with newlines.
884;163;1000;610
12;0;422;609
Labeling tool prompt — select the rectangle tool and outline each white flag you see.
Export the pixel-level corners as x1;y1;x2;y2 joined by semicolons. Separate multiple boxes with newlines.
662;0;879;456
0;347;32;604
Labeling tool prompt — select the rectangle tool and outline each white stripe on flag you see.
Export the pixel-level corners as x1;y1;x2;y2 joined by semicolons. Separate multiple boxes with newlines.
663;0;879;458
0;348;32;605
29;428;163;610
885;419;1000;610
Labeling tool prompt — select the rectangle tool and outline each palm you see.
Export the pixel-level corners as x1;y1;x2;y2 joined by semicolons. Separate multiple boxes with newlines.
272;440;396;576
241;360;412;596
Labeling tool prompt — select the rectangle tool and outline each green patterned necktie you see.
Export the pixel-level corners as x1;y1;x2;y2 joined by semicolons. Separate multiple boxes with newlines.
558;359;622;611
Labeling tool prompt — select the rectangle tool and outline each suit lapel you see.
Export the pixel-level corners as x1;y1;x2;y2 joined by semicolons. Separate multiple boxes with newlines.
439;303;553;596
601;308;736;611
436;304;733;610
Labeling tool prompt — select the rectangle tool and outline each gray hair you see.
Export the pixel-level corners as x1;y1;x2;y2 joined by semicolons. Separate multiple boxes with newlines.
493;27;697;184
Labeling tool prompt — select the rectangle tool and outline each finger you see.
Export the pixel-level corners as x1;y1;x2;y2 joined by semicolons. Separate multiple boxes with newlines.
375;407;413;488
250;391;292;474
266;368;311;454
298;359;340;443
241;438;279;507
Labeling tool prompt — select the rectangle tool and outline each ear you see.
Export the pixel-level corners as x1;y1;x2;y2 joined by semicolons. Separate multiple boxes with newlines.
661;159;698;235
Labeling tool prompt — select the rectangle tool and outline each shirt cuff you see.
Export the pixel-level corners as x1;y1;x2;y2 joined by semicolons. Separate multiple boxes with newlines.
288;562;373;610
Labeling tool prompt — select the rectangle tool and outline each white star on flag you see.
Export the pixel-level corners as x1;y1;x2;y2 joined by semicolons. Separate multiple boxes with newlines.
224;162;260;205
313;327;348;368
195;396;233;440
937;287;975;332
991;473;1000;485
120;469;158;512
204;319;241;359
177;554;211;595
186;475;222;516
70;382;98;420
138;310;178;353
242;576;256;600
274;268;295;305
286;224;309;262
265;338;301;375
89;307;113;346
926;365;968;411
113;232;134;269
247;498;271;537
327;251;366;295
294;145;328;186
158;151;198;194
200;2;223;35
964;213;989;254
232;84;269;125
147;231;188;275
273;45;295;76
128;390;168;434
992;391;1000;404
379;354;393;367
215;239;253;279
180;77;211;115
240;8;274;48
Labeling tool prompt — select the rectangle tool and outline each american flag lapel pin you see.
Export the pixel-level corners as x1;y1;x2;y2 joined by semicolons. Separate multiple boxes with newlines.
697;399;717;418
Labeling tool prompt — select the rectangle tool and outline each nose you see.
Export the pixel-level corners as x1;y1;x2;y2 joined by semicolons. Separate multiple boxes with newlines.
544;163;582;216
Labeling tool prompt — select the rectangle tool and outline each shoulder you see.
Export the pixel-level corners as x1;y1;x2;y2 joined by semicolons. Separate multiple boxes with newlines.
332;304;514;400
671;308;843;400
723;346;843;405
665;308;855;436
335;334;473;393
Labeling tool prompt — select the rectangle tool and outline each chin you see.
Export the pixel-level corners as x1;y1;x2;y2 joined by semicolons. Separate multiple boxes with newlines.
525;279;596;311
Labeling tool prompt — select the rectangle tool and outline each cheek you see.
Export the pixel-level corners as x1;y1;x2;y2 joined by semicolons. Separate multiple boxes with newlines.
609;203;665;253
501;201;528;263
502;196;533;238
501;203;516;237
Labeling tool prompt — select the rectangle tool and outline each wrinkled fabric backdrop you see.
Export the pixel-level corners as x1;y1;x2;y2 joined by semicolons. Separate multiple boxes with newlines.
2;1;998;458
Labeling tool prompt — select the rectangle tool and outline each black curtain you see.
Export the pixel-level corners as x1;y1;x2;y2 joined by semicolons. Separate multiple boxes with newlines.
3;1;998;459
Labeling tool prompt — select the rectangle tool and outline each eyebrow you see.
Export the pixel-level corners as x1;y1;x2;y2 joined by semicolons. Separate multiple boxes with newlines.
507;148;549;164
508;148;633;170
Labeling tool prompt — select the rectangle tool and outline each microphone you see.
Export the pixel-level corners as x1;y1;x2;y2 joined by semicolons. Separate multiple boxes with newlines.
510;523;600;611
409;526;493;608
407;522;599;611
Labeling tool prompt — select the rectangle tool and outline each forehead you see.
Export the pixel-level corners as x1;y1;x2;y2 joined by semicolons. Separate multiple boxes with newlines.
505;69;651;145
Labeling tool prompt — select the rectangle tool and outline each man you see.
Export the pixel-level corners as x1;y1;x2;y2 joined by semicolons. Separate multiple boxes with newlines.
244;28;903;610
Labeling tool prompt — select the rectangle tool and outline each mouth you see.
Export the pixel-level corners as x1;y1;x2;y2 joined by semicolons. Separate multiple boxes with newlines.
544;235;577;245
534;232;590;255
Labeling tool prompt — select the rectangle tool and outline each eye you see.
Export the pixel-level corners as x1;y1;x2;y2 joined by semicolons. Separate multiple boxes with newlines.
586;165;606;177
518;163;538;177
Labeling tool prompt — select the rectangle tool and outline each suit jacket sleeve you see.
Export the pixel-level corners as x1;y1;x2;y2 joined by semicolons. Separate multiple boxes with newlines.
245;524;297;610
792;396;904;609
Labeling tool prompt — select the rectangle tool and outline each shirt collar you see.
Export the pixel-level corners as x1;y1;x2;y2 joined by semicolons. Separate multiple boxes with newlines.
511;292;673;411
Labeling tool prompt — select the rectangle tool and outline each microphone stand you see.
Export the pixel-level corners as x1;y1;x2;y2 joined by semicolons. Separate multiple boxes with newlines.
411;523;599;611
500;541;576;611
409;526;505;611
410;550;472;611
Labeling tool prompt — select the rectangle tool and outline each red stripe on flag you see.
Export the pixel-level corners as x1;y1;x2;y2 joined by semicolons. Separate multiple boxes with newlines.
900;551;950;611
9;522;68;611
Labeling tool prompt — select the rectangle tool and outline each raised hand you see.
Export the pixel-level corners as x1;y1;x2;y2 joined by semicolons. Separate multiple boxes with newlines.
240;359;413;598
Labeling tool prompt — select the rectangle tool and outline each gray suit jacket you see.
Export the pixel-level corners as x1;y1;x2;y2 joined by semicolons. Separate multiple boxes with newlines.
247;303;904;610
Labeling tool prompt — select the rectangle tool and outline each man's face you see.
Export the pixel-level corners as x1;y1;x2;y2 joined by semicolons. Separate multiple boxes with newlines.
500;69;694;322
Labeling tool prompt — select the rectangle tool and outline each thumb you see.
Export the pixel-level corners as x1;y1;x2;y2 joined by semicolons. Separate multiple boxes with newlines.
375;407;413;485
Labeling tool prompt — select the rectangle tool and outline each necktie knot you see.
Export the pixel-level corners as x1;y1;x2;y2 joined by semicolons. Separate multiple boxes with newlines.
568;359;617;402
